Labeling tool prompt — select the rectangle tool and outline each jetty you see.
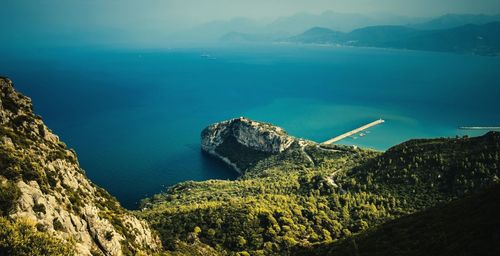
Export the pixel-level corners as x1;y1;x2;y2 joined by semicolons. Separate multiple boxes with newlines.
459;126;500;131
322;119;385;145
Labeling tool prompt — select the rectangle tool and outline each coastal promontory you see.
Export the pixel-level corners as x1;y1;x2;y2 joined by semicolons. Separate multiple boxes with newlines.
201;117;296;173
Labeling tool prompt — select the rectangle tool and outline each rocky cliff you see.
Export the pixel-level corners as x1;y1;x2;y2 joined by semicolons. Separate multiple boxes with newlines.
0;77;161;255
201;117;296;173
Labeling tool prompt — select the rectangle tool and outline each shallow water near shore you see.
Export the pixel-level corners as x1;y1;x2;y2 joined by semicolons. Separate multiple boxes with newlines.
1;45;499;208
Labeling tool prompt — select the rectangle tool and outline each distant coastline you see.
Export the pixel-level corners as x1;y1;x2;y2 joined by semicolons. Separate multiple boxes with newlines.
459;126;500;130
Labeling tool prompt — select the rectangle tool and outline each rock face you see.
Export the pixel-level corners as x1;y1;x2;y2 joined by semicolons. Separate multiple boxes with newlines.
201;117;295;173
0;77;161;255
202;117;295;153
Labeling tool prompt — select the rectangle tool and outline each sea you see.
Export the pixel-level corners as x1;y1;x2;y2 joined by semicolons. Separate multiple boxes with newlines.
1;44;499;208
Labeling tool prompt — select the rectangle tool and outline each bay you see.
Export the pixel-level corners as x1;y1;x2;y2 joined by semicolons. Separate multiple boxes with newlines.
1;45;499;208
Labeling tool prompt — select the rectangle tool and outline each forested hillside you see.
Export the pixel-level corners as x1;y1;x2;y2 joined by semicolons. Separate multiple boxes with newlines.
141;123;500;255
294;184;500;256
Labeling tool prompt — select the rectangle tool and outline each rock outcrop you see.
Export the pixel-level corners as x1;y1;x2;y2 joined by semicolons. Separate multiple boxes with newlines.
0;77;161;255
201;117;296;173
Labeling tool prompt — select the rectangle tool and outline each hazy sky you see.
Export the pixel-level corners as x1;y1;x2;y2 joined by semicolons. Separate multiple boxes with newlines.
1;0;500;47
2;0;500;30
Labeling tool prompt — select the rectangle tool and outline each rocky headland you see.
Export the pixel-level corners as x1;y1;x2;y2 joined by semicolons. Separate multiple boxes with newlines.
201;117;297;173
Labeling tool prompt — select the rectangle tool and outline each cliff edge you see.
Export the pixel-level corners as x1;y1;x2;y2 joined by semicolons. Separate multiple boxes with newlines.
0;77;161;255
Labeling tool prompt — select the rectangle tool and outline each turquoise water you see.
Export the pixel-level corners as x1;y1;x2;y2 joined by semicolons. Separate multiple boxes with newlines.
1;45;499;208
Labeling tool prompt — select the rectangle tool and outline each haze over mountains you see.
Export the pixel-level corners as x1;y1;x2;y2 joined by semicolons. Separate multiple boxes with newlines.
213;12;500;56
208;12;500;43
286;22;500;55
2;7;500;48
181;11;427;41
411;13;500;30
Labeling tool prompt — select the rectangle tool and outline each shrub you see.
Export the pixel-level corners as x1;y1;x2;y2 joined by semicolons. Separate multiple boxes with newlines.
33;203;46;214
0;181;21;216
0;217;75;255
104;231;114;241
35;223;47;232
53;218;64;231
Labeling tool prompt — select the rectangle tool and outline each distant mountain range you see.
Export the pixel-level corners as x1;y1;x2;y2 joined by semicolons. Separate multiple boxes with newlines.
183;11;428;42
411;13;500;30
264;10;427;33
286;22;500;56
215;12;500;42
213;12;500;55
178;11;427;42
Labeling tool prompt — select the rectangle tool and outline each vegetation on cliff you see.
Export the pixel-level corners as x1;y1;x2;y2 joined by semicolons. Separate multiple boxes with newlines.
0;217;75;256
0;77;161;255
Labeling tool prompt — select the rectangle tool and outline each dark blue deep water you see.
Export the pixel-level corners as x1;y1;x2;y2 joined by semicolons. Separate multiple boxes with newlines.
1;45;499;208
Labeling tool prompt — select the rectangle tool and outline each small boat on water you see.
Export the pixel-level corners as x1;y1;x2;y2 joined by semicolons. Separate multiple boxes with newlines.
359;133;366;137
201;53;211;58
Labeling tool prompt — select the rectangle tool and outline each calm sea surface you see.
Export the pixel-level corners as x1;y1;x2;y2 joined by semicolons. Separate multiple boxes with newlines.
1;45;499;208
